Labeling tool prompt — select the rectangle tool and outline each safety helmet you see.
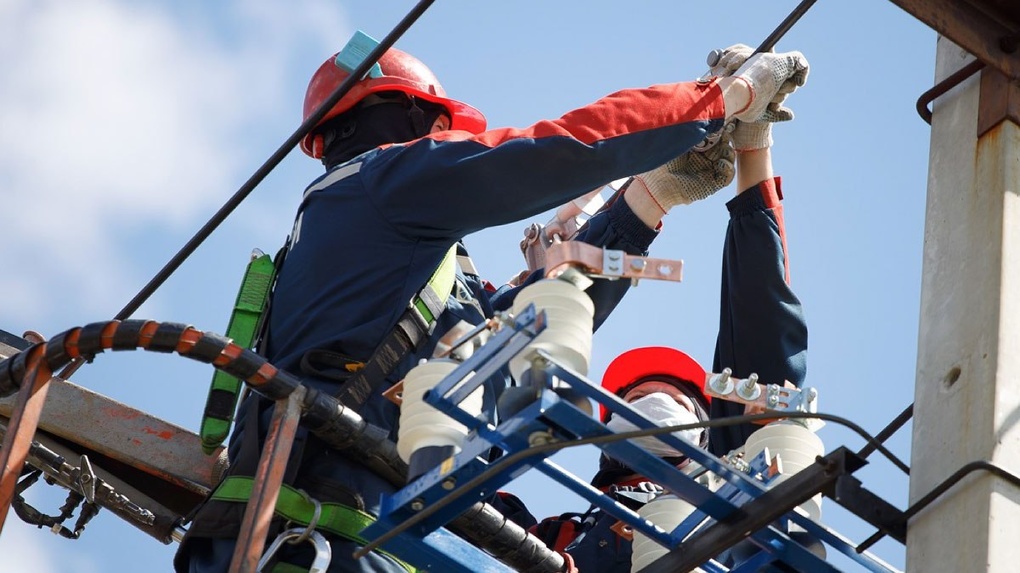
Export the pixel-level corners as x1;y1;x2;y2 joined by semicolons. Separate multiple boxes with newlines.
600;346;710;422
300;47;487;158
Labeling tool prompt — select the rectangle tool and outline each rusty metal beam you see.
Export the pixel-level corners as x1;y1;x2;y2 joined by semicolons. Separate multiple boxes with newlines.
0;376;225;496
229;387;305;573
978;65;1020;136
0;347;53;530
887;0;1020;80
0;335;225;517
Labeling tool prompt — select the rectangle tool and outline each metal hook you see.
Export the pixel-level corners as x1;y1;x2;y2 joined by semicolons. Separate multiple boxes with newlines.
257;527;332;573
289;490;322;546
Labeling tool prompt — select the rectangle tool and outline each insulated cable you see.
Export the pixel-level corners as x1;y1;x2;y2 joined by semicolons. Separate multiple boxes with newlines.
0;319;566;573
856;459;1020;553
856;402;912;461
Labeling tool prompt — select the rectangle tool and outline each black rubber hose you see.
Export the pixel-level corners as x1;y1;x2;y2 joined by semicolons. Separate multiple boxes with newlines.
0;320;566;572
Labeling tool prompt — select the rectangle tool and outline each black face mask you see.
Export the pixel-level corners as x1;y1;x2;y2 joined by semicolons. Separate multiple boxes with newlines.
319;97;447;169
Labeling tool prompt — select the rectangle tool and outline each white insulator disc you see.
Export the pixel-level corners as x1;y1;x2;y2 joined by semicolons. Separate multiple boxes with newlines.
397;359;483;463
744;421;825;521
631;494;705;573
509;279;594;383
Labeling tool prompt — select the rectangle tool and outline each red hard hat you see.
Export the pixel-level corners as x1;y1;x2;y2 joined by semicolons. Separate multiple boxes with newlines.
600;346;710;421
300;47;487;158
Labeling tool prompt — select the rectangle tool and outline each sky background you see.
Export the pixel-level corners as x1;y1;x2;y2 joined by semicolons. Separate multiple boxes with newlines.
0;0;940;571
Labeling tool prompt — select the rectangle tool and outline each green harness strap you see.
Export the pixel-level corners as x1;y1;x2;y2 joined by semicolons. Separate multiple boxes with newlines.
414;244;457;324
200;251;277;455
213;476;418;573
200;245;458;454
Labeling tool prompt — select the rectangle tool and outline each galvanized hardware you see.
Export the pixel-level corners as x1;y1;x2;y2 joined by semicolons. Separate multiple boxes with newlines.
257;527;332;573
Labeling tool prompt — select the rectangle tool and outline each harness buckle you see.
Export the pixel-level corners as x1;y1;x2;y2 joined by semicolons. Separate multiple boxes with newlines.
257;527;332;573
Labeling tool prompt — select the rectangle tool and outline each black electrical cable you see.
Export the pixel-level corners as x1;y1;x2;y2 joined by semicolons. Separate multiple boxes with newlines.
856;460;1020;553
56;0;438;381
857;402;913;461
354;410;910;559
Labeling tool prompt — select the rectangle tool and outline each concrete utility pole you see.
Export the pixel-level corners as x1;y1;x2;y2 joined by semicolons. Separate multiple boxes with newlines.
908;38;1020;572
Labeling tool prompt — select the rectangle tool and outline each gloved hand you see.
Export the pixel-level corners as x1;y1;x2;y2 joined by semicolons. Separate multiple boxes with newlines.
710;44;801;150
708;43;754;78
633;131;736;210
731;50;809;124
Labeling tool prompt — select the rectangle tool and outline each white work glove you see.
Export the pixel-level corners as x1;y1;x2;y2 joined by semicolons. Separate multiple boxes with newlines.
633;131;736;210
709;44;772;150
731;50;809;124
713;44;807;150
708;43;754;77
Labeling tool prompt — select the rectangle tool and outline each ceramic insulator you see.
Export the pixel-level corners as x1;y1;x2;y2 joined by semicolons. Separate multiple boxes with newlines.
508;279;594;383
743;421;825;522
631;494;706;573
397;359;484;463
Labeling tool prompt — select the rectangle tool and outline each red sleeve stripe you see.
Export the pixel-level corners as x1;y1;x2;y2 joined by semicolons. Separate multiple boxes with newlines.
462;81;725;148
762;177;791;283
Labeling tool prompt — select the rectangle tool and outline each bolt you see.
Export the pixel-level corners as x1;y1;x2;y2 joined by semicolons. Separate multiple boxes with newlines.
442;477;456;491
630;259;646;271
737;372;761;400
710;368;733;394
767;394;779;407
79;474;92;484
818;456;838;475
410;499;425;511
529;431;556;447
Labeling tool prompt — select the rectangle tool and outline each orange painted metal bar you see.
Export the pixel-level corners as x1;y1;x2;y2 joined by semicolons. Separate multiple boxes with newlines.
0;345;53;530
228;386;306;573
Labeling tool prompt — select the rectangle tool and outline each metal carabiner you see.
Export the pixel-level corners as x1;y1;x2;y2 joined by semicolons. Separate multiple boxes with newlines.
256;527;332;573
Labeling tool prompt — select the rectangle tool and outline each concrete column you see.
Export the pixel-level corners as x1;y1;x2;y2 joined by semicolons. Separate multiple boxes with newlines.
907;39;1020;572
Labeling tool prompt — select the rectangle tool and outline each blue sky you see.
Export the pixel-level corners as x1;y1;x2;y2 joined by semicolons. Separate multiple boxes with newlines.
0;1;936;571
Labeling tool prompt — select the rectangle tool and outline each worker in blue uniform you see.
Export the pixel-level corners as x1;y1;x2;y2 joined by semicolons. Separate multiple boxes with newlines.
530;44;813;572
174;33;810;573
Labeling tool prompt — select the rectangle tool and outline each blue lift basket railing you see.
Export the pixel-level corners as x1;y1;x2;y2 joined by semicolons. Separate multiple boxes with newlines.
358;302;905;573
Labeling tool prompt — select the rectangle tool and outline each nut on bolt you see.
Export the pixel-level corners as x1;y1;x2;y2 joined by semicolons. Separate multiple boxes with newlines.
528;431;556;447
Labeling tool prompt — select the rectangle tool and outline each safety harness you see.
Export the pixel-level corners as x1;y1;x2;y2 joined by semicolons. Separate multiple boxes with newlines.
191;238;462;571
299;244;457;410
199;249;278;454
199;242;457;453
212;476;418;573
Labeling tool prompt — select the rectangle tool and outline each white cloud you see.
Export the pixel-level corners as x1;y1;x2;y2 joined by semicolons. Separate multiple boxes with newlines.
0;3;354;569
0;0;347;327
0;520;65;573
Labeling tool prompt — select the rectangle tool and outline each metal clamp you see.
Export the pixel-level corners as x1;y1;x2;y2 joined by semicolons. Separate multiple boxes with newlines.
257;526;332;573
77;455;97;504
